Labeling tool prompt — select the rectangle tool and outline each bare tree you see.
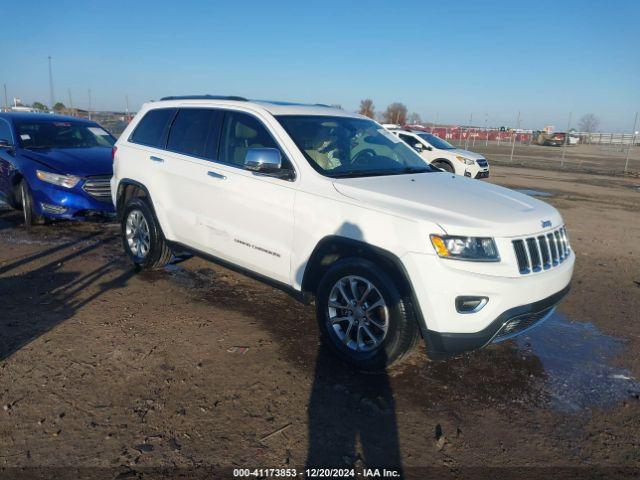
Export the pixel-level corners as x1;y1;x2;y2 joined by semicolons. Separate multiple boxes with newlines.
408;112;422;125
578;113;600;132
358;99;375;118
383;102;408;125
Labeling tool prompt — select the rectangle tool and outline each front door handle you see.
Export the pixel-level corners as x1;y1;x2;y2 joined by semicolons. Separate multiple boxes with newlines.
207;171;226;180
149;155;164;163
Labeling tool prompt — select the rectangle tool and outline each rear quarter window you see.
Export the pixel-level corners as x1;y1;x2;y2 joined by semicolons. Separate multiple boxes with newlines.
129;108;177;148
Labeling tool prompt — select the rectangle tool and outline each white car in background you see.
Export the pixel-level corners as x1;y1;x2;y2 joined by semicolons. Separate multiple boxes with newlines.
390;129;490;179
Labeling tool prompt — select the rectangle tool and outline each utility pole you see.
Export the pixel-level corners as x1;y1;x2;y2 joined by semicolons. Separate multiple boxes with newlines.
561;112;572;167
125;94;130;121
48;56;55;110
624;112;638;173
88;89;92;120
68;90;74;116
509;111;521;163
3;84;7;110
485;113;489;147
465;113;473;149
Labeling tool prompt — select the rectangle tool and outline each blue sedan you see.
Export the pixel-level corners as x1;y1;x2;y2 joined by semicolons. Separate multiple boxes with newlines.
0;113;116;227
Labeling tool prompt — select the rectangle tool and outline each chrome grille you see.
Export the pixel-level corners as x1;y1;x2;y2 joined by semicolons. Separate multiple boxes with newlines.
82;176;112;201
512;226;570;274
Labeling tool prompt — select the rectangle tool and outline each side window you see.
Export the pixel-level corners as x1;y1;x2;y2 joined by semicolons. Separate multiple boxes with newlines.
0;120;12;145
398;134;416;146
129;108;176;148
220;112;292;170
167;108;222;159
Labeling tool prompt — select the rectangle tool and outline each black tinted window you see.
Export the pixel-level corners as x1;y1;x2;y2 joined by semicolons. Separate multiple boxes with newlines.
220;112;290;169
130;108;176;147
0;120;12;145
167;108;222;159
398;134;416;145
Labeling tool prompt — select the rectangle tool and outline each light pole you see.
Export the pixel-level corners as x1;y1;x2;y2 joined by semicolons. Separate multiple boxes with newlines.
624;112;638;173
48;56;55;110
561;112;572;167
88;89;92;120
509;111;521;163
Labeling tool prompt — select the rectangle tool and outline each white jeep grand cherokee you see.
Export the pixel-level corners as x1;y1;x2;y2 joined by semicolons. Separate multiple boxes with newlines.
111;96;574;370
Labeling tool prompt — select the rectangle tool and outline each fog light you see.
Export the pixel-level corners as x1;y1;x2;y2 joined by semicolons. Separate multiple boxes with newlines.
455;296;488;313
40;203;67;214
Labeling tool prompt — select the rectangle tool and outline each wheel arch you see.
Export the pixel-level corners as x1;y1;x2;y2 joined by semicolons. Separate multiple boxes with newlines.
115;179;155;220
431;158;455;171
302;235;429;341
305;235;422;306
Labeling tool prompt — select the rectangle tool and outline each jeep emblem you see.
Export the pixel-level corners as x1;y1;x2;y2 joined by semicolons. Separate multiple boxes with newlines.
541;220;552;228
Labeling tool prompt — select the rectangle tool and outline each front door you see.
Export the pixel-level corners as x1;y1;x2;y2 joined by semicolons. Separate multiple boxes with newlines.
198;110;297;284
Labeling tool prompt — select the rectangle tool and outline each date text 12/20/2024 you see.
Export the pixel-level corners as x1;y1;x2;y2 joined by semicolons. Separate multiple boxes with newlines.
233;468;401;478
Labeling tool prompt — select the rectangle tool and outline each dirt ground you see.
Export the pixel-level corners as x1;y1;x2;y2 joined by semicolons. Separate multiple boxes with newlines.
1;165;639;479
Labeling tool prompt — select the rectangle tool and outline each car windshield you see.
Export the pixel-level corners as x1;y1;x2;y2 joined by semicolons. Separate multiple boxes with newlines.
276;115;436;178
417;133;455;150
15;120;116;150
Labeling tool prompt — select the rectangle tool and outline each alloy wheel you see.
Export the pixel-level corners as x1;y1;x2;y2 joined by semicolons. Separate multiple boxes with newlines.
327;275;389;352
125;209;151;259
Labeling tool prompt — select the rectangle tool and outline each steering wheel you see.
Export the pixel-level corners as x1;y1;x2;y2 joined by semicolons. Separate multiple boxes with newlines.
351;148;377;166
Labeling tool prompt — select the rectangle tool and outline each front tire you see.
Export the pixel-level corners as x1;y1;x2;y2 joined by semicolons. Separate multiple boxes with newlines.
316;258;419;371
20;180;45;229
121;197;172;269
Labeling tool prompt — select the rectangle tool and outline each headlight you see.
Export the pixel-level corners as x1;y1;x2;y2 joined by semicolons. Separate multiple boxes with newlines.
455;155;475;165
430;235;499;262
36;170;80;188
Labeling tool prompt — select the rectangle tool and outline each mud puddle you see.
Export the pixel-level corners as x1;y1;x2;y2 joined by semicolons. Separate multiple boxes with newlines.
146;263;639;413
515;188;554;197
515;313;640;411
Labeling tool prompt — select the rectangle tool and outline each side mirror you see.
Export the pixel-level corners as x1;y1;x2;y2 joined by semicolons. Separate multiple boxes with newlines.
244;148;282;173
0;139;14;153
413;143;423;152
425;145;433;151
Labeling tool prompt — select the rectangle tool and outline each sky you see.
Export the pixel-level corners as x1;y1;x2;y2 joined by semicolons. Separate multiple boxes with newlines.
2;0;639;131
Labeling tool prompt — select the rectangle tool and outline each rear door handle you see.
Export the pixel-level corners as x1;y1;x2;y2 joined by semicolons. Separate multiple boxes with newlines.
149;155;164;163
207;171;226;180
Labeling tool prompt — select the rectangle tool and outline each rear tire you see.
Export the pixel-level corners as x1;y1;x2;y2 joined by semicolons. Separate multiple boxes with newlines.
315;258;419;371
20;180;45;229
121;197;172;269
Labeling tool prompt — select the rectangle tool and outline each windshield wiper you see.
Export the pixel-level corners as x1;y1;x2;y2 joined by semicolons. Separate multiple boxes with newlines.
331;167;432;178
401;166;433;174
23;145;54;150
331;169;398;178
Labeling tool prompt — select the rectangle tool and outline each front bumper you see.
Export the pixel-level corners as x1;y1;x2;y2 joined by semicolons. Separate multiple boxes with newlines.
401;250;574;359
424;285;569;359
31;182;115;220
463;162;490;179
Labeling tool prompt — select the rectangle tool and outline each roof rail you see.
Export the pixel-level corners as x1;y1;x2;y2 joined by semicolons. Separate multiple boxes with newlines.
159;95;248;101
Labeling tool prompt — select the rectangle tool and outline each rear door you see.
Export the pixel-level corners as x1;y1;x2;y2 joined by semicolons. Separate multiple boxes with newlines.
155;107;225;251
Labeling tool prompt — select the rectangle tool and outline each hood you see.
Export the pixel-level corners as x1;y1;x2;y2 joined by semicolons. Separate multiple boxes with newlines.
333;172;562;237
20;147;113;177
450;148;485;160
